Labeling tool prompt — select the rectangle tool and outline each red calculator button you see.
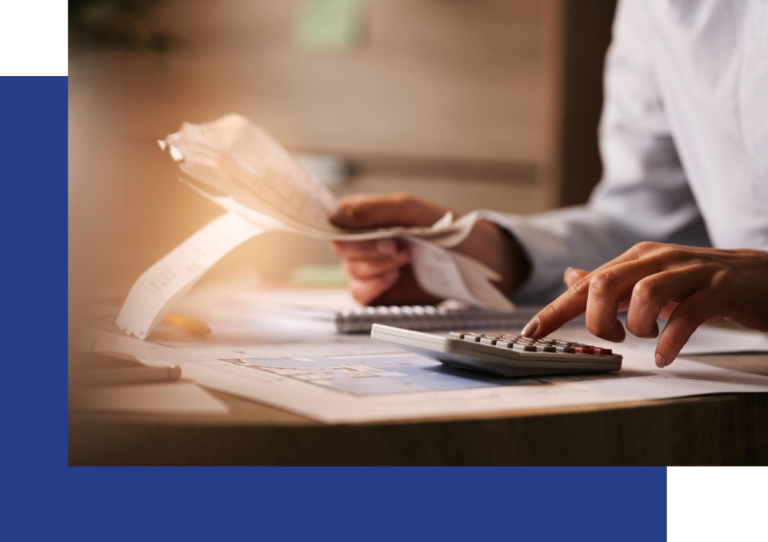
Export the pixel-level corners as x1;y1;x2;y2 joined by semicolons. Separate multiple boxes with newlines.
593;347;612;355
574;346;594;354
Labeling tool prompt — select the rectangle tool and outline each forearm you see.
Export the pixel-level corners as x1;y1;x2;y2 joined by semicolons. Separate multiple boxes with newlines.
480;206;652;304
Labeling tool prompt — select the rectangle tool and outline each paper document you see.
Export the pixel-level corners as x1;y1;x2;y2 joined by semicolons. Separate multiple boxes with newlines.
119;114;515;339
117;212;263;339
574;321;768;357
680;325;768;355
88;317;768;424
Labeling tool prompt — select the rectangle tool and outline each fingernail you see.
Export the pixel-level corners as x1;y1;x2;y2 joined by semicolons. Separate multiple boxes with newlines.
521;318;539;337
564;267;579;285
655;353;666;368
377;239;397;256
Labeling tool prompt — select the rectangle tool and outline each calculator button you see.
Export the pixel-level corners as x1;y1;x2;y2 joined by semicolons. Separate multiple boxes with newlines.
495;341;514;348
594;347;612;355
556;346;576;354
513;344;537;352
449;332;464;339
574;346;594;354
463;335;482;342
536;345;557;352
480;337;497;345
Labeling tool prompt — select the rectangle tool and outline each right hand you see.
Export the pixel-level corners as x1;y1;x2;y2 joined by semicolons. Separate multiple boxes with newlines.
330;193;529;305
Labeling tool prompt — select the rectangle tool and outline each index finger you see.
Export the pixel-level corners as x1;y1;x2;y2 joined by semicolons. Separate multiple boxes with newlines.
521;246;648;338
331;193;447;230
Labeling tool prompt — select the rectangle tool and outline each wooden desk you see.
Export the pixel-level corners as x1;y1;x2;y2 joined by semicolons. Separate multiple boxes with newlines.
69;353;768;466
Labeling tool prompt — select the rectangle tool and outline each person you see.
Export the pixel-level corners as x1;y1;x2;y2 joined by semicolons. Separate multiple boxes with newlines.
329;0;768;369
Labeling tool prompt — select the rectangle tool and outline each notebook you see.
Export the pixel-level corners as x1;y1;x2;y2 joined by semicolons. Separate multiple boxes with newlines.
266;303;583;334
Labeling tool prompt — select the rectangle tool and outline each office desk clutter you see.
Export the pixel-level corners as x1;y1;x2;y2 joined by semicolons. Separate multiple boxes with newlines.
89;288;768;424
98;110;768;422
117;114;520;341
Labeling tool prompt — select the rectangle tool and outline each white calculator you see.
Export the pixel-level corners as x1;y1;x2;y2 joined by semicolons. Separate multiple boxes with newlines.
371;324;622;378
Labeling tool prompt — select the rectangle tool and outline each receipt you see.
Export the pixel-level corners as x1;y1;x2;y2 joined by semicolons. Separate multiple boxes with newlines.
116;213;263;339
117;114;515;339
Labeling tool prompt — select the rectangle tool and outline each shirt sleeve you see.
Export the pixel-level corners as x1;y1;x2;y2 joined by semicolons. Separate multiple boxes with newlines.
488;0;711;305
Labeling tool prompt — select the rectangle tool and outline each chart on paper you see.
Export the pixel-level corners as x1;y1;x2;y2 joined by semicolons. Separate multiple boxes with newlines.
220;352;553;396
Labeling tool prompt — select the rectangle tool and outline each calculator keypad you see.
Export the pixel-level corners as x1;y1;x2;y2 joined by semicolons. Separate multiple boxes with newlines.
449;331;617;358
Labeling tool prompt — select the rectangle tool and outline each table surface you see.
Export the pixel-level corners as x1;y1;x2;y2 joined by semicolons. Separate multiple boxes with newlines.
69;351;768;466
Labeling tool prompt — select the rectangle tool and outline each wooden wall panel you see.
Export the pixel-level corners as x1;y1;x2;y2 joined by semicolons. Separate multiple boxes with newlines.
69;0;567;294
123;0;554;163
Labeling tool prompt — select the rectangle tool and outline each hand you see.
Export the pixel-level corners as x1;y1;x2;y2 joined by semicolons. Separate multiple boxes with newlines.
521;242;768;368
330;193;529;305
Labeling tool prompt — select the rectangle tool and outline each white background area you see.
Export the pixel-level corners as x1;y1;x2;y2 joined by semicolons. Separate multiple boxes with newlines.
0;0;67;76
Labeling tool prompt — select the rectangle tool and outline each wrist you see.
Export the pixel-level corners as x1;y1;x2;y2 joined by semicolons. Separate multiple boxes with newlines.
457;220;530;296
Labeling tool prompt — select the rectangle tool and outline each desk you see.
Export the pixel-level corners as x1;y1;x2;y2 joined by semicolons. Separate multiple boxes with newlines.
69;353;768;465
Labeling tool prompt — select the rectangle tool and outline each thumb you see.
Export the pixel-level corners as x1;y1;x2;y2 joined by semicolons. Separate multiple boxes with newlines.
563;267;589;288
331;193;448;230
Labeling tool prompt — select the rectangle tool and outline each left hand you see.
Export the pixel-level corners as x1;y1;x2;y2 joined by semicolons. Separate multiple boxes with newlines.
329;193;528;305
521;242;768;368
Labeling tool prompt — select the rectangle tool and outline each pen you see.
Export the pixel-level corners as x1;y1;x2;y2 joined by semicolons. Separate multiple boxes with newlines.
71;353;182;387
73;365;182;387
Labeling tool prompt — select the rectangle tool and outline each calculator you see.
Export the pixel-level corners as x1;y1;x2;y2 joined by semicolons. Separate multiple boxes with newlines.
371;324;622;378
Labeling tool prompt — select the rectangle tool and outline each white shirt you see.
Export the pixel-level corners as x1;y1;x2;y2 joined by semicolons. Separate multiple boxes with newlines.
496;0;768;303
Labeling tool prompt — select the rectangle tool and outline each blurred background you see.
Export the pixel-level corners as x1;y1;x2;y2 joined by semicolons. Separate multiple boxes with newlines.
69;0;617;318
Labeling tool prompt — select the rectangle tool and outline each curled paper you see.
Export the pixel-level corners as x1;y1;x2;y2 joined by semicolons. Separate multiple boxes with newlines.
117;114;514;339
116;213;264;340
